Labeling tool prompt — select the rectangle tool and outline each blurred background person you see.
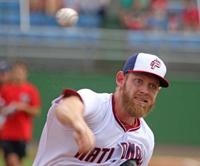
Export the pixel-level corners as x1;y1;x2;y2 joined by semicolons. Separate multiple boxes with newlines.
119;0;150;30
182;0;200;32
167;11;180;32
0;61;41;166
145;0;168;31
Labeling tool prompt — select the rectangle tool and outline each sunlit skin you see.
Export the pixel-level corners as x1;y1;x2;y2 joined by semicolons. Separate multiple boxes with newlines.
114;71;160;125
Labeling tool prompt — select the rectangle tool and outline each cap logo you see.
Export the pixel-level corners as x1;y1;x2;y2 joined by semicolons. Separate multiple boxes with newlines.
150;59;161;69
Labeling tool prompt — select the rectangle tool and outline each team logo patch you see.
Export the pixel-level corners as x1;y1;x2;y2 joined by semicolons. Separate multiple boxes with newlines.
150;59;161;69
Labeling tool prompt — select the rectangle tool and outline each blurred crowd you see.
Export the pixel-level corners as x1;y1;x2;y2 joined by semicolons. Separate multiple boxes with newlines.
29;0;200;32
119;0;200;32
0;0;199;32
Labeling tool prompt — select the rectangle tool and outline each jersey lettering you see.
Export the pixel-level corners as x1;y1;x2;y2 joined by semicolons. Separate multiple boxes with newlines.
75;147;114;163
120;142;142;165
75;142;142;164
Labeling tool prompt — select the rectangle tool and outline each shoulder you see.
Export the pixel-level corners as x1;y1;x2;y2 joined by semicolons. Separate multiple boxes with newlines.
77;88;112;117
78;88;111;103
78;88;97;96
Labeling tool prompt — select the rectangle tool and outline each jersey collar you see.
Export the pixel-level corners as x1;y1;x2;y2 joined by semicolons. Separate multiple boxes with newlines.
112;95;141;132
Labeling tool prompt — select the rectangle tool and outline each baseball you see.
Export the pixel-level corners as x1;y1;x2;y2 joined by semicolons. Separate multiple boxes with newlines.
56;8;79;27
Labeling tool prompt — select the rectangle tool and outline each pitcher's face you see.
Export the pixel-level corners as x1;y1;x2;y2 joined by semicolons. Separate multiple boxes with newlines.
121;72;160;117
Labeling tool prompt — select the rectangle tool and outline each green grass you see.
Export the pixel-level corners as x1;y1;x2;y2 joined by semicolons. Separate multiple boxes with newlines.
0;155;33;166
0;146;35;166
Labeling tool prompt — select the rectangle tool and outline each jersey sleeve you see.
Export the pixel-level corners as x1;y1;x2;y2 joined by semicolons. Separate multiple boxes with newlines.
61;88;101;119
77;89;101;119
57;88;108;128
62;89;83;102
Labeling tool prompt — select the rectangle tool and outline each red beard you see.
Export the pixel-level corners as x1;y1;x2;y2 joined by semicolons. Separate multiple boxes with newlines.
121;86;152;118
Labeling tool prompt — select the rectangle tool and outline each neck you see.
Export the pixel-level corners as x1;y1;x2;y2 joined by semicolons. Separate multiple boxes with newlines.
113;92;136;126
12;79;26;85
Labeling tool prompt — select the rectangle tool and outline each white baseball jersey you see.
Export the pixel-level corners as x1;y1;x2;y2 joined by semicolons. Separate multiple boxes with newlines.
33;89;154;166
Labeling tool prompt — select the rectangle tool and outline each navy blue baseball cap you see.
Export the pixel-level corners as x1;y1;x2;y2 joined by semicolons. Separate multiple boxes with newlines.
123;53;169;87
0;60;11;73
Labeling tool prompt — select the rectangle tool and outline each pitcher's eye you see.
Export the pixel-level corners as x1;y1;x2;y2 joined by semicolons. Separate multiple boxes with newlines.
148;83;159;91
133;78;143;86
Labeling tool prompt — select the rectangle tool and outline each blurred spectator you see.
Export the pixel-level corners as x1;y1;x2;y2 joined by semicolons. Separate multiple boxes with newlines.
45;0;63;16
145;0;168;31
0;61;41;166
30;0;63;14
30;0;46;12
182;0;200;32
146;7;168;31
167;12;180;32
120;0;150;10
119;0;150;30
150;0;168;10
119;0;178;32
60;0;80;11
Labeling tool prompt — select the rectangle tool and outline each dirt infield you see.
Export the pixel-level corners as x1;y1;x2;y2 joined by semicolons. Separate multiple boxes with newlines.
149;156;200;166
149;145;200;166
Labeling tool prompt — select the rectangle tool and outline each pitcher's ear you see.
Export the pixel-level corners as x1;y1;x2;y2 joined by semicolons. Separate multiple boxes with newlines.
116;71;125;87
